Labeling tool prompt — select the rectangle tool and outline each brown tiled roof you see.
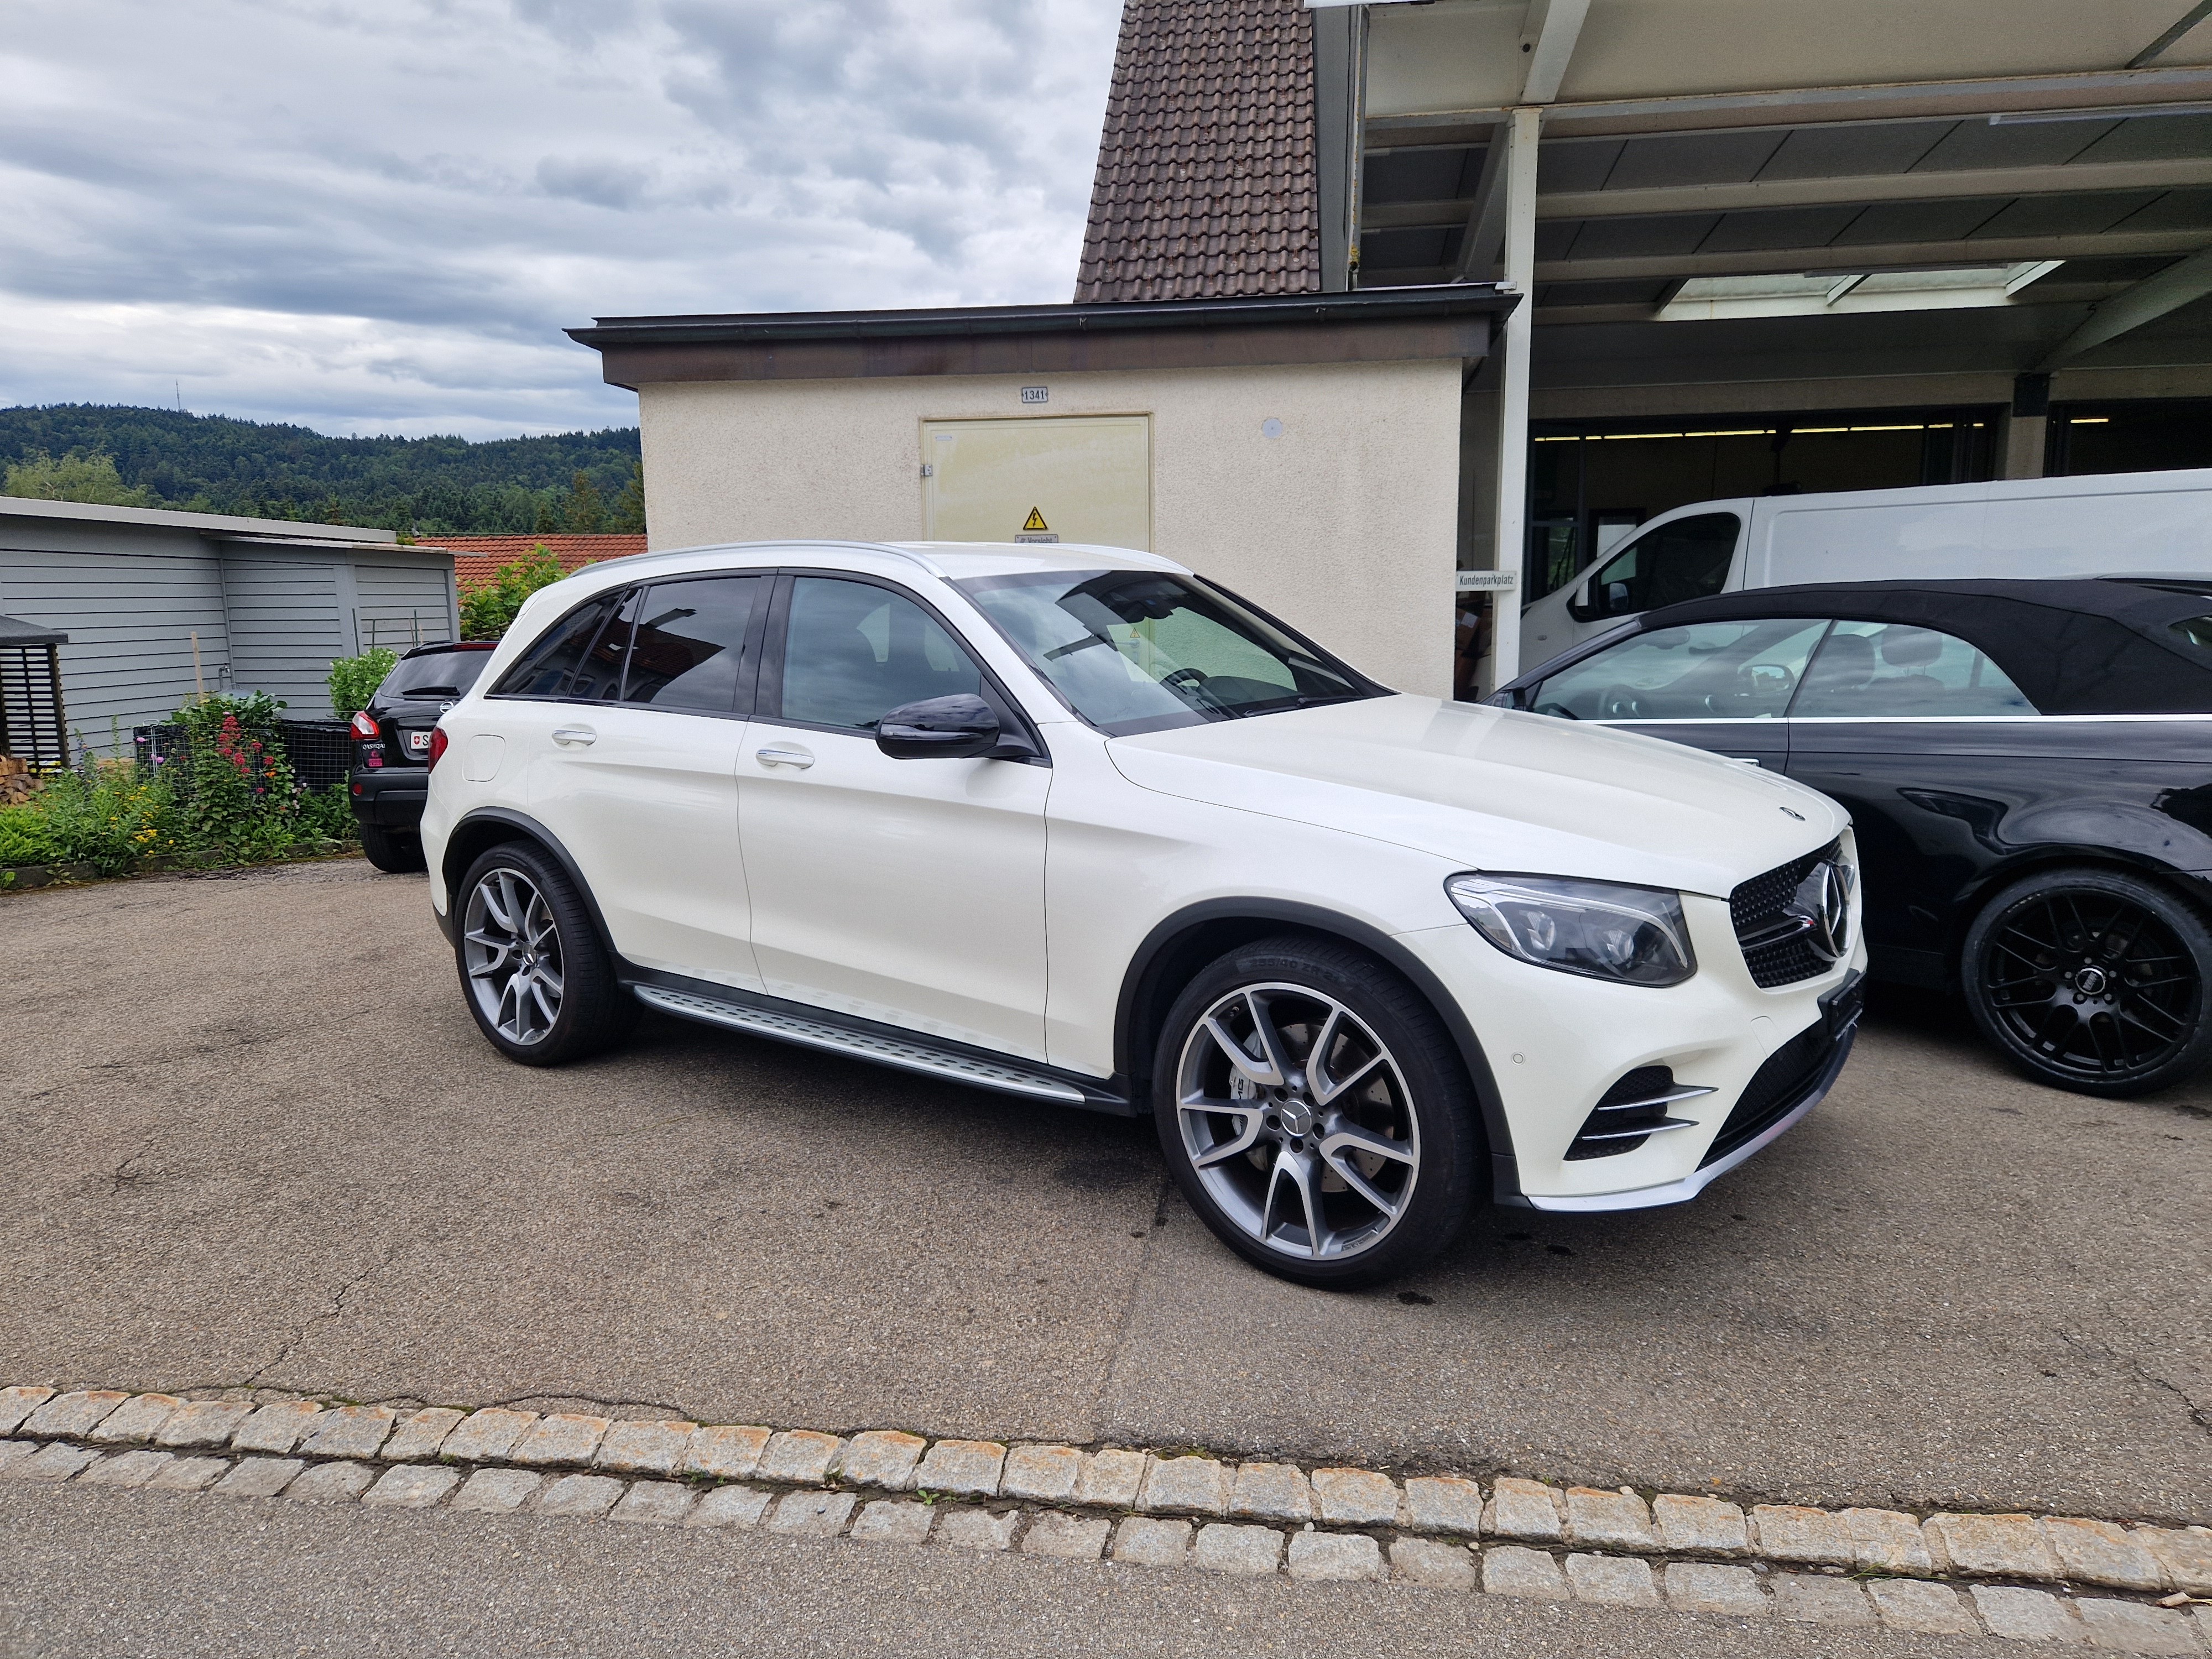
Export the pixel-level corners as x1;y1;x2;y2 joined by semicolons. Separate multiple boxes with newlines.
418;534;648;592
1075;0;1321;303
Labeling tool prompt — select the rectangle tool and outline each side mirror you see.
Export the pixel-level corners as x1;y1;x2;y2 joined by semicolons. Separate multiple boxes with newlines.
875;693;1003;760
1605;581;1631;611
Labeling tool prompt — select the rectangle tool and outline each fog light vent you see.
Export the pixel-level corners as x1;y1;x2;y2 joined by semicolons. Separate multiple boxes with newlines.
1563;1066;1714;1161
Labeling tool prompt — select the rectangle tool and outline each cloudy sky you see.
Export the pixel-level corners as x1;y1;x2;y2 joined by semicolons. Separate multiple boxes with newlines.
0;0;1121;439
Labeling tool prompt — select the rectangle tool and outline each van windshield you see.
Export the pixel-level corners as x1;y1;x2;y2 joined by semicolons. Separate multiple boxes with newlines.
955;570;1376;735
1573;513;1741;623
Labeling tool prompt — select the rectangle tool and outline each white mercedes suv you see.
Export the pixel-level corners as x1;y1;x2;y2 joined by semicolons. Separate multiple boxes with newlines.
421;540;1864;1287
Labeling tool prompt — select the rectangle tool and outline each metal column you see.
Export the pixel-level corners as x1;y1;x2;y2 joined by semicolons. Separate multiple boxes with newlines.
1486;106;1541;690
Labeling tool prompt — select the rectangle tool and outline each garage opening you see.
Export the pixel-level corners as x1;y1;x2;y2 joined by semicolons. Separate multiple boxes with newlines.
1524;405;2001;602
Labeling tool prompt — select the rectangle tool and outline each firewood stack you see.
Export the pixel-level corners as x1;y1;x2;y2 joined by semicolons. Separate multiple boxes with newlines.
0;756;43;807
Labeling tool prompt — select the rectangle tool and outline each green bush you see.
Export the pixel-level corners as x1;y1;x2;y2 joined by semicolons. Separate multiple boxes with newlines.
461;544;568;640
0;764;182;874
0;802;65;867
327;647;398;719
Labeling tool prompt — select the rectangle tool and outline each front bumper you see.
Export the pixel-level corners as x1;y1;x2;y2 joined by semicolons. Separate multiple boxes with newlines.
1395;886;1866;1211
348;767;429;830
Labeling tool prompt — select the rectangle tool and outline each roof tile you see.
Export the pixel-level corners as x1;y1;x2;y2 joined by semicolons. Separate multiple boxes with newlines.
1074;0;1321;303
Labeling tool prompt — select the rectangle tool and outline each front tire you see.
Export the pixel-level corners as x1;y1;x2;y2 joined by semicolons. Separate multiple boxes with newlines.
358;822;426;873
455;842;632;1066
1152;934;1480;1289
1961;865;2212;1097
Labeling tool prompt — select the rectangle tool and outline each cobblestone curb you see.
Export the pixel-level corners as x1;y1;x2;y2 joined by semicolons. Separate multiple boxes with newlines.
5;1383;2208;1652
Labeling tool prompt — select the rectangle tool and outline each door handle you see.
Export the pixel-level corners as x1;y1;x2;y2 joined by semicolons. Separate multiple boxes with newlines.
551;727;597;747
1726;756;1763;768
755;745;815;770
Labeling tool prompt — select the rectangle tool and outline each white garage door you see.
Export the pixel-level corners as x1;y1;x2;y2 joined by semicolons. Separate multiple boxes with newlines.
922;415;1151;551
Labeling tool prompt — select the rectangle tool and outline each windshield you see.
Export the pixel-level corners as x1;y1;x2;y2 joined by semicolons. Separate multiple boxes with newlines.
954;570;1375;735
380;646;494;701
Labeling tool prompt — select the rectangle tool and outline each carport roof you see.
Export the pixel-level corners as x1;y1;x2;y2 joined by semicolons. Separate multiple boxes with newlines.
0;613;67;648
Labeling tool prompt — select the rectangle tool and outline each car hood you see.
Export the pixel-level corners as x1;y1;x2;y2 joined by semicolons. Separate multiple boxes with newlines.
1105;695;1848;897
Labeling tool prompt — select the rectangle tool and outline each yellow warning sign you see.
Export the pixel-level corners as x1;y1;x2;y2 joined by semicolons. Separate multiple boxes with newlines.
1020;507;1050;533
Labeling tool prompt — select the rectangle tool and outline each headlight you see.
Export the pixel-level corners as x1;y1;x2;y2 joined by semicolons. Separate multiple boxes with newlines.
1445;873;1696;987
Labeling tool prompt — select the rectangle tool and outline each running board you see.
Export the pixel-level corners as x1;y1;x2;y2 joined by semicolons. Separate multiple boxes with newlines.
632;984;1091;1105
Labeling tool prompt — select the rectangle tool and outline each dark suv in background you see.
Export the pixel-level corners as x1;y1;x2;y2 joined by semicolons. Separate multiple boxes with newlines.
349;641;497;872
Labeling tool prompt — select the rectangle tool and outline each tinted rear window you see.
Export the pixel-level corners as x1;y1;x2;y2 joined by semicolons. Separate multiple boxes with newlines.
383;648;495;699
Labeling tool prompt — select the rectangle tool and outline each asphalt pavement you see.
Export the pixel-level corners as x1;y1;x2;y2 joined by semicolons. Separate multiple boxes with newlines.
2;859;2205;1526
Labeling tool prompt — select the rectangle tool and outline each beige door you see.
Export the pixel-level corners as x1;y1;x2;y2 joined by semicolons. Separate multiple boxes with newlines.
922;415;1151;550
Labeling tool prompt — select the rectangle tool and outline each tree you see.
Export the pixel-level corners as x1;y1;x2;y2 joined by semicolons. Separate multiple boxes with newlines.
533;496;559;534
562;469;606;533
460;544;567;640
3;449;157;507
611;461;645;533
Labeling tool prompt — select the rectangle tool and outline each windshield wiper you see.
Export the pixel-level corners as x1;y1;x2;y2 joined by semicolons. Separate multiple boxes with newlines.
403;685;461;697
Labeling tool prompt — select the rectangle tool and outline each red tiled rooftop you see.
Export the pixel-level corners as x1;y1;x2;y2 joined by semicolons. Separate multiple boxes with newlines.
419;534;648;592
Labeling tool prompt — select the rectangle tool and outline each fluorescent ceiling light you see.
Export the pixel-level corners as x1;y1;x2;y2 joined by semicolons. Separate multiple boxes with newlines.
1989;101;2212;123
1657;262;2062;322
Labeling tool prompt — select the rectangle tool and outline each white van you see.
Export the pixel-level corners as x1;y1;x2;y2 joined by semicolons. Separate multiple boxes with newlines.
1519;466;2212;671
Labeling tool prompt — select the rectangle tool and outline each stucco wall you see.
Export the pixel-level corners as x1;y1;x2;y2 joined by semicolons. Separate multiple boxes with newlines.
637;358;1465;697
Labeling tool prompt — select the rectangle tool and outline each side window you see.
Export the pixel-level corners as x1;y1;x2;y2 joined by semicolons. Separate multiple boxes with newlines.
566;589;639;702
1570;513;1741;623
489;591;624;700
1531;619;1829;722
777;577;984;731
621;576;764;713
1792;622;2037;718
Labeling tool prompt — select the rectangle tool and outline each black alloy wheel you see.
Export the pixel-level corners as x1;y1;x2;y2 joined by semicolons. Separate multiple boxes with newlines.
454;841;634;1066
359;823;426;874
1152;934;1480;1288
1962;867;2212;1097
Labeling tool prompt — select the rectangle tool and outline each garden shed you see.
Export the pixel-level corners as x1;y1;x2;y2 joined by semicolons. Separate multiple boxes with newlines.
0;497;459;753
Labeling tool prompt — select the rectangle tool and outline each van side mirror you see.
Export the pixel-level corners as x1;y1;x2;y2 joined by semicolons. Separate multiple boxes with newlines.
876;693;1003;760
1606;581;1631;611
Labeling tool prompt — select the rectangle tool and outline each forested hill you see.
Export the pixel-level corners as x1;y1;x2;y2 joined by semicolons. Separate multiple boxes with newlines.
0;404;643;534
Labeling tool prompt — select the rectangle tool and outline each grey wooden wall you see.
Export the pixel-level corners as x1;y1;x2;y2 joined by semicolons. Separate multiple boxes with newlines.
0;513;456;754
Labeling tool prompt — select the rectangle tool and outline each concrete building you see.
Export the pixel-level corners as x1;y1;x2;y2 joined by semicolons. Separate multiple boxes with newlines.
0;497;458;750
571;289;1510;697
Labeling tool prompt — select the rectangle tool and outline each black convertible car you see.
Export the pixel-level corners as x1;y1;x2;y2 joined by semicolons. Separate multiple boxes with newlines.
1491;578;2212;1097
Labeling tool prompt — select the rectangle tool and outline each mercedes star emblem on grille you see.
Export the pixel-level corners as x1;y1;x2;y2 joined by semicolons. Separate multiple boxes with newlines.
1785;860;1852;963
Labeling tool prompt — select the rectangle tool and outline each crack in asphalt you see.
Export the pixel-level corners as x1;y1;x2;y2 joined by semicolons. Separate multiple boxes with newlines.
247;1244;410;1389
2058;1328;2212;1441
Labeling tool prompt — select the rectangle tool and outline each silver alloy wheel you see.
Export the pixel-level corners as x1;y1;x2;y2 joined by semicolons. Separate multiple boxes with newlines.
1174;982;1420;1261
463;867;565;1045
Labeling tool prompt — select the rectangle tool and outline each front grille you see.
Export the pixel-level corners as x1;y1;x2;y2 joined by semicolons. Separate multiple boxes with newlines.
1730;838;1841;989
1698;1021;1836;1167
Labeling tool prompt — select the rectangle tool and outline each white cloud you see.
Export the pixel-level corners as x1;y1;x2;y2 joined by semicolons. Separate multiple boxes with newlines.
0;0;1120;438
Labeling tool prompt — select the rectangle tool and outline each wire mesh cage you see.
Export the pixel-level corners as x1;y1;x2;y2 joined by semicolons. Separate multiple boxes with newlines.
133;719;357;799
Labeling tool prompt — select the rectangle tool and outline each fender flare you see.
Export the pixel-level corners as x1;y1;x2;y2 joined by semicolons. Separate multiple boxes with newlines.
440;807;620;961
1115;898;1525;1204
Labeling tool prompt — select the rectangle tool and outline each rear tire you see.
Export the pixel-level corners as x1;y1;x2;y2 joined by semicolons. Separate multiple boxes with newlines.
1151;933;1480;1289
358;823;426;874
1961;865;2212;1097
454;842;632;1066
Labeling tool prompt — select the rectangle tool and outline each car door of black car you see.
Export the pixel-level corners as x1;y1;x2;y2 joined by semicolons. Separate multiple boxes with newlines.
1521;617;1829;771
1782;620;2052;988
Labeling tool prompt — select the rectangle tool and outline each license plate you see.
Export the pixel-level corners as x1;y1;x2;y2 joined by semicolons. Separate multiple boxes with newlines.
405;729;433;754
